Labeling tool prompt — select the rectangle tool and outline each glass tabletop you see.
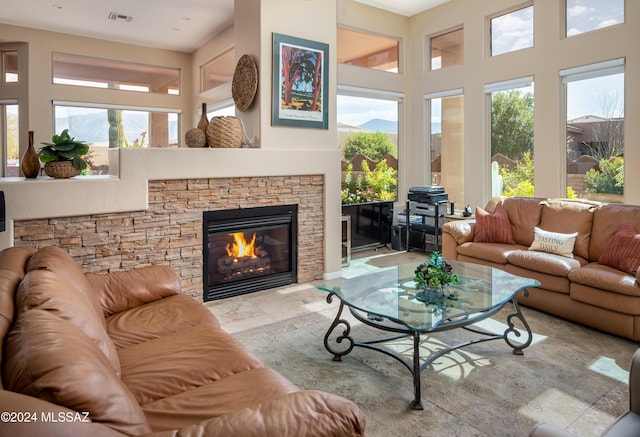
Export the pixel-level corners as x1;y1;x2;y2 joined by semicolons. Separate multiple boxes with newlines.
316;260;541;332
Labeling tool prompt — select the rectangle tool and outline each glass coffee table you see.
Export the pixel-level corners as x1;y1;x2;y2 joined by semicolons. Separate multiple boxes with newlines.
316;260;541;410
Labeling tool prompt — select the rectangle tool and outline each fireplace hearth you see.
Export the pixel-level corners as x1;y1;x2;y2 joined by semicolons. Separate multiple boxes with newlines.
203;205;298;301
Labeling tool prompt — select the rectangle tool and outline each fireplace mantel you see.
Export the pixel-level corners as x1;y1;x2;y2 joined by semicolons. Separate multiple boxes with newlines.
0;147;343;279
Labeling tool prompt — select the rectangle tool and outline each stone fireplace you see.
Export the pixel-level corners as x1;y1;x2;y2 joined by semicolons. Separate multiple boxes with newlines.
203;204;298;301
2;148;343;301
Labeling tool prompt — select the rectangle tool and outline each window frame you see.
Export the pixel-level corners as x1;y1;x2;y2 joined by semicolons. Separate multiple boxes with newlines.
337;86;404;203
428;26;464;72
337;26;401;74
488;3;535;58
561;58;625;201
564;0;625;38
484;76;535;197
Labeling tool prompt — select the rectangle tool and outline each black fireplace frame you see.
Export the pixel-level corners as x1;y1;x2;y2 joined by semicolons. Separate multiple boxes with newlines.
202;204;298;301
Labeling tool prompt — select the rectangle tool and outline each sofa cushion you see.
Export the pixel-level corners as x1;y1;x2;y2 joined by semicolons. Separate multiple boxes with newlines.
598;224;640;275
538;199;596;259
504;264;572;294
15;269;121;376
3;309;150;435
25;246;105;324
457;242;526;265
570;281;640;316
473;207;515;244
501;197;545;246
590;204;640;261
144;386;366;436
86;266;181;317
569;263;640;297
529;227;578;258
106;293;219;349
508;250;583;277
141;367;298;431
118;323;264;405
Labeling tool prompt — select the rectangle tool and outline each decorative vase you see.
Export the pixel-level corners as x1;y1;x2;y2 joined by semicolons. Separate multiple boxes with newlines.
198;103;209;132
43;161;81;178
21;131;41;178
185;128;207;148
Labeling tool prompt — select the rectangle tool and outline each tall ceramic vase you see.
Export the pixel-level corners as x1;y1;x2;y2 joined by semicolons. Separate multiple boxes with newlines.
21;130;40;178
197;103;209;132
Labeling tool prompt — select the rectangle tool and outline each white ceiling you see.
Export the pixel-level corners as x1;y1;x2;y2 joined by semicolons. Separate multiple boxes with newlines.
0;0;448;53
353;0;450;17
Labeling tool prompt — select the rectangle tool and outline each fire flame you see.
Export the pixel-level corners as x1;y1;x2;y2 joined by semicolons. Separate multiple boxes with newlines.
226;232;258;259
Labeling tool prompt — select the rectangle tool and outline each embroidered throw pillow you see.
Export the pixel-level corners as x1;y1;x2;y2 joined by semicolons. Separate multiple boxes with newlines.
598;224;640;274
529;227;578;258
473;207;515;244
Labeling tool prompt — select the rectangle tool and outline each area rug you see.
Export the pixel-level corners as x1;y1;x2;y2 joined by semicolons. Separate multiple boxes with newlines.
233;303;637;437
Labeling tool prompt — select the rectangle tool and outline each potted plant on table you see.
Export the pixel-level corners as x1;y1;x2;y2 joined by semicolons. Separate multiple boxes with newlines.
38;129;89;178
413;251;459;305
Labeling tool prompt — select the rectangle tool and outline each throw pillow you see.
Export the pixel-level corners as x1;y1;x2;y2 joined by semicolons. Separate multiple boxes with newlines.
529;227;578;258
598;224;640;274
473;207;515;244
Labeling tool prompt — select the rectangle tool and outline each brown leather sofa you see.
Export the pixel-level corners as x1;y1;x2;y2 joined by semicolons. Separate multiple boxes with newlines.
442;197;640;341
529;348;640;436
0;245;366;436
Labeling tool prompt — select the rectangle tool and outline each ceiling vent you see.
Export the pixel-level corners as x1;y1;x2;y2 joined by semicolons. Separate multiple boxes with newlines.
108;12;133;22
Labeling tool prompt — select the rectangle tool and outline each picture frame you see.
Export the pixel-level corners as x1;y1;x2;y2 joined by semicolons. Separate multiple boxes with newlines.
272;33;329;129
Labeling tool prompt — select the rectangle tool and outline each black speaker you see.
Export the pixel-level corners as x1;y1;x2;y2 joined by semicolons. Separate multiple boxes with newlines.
0;191;4;232
391;225;406;251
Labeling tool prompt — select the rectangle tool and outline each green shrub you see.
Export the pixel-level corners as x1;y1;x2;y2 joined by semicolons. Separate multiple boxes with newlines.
343;132;396;161
500;151;533;197
341;159;397;204
585;156;624;195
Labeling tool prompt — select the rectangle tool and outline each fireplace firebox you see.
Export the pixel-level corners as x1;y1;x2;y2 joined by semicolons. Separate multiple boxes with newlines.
203;205;298;301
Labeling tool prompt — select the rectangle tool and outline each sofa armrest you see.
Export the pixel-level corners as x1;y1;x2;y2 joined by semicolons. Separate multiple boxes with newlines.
629;348;640;414
442;220;476;245
0;390;126;437
86;265;180;316
146;390;366;437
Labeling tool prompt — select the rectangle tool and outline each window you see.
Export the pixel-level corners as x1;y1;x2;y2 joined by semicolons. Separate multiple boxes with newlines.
201;49;235;93
54;103;180;172
566;0;624;37
337;28;399;73
486;77;534;197
2;51;18;83
426;90;464;208
563;59;624;202
337;90;400;204
490;5;534;56
53;53;180;95
207;99;236;119
430;28;464;71
1;102;19;177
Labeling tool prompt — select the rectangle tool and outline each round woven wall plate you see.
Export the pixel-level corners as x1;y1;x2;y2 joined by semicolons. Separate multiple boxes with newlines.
232;54;258;112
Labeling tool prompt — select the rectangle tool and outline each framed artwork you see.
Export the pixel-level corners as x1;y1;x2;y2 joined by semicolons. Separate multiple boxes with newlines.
272;33;329;129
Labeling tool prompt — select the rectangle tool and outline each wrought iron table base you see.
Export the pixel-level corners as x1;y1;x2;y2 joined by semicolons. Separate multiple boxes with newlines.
323;290;533;410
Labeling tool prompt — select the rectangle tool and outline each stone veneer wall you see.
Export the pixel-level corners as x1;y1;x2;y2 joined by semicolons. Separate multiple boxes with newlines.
14;175;325;301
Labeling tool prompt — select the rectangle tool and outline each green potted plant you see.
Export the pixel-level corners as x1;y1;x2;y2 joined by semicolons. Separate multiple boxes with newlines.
38;129;89;178
413;251;460;306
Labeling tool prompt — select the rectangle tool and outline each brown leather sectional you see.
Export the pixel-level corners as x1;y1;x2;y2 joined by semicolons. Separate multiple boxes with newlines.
0;245;366;436
443;197;640;341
